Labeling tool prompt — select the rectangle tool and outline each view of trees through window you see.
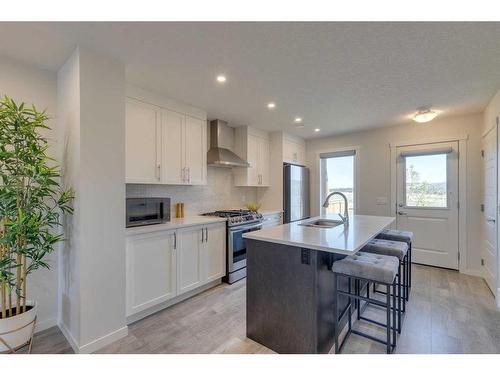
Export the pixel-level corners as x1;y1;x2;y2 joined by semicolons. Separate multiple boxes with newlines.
405;153;447;208
323;155;355;215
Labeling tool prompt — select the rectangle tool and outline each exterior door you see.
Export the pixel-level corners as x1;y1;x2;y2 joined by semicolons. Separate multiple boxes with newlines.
396;141;459;269
161;109;185;184
482;125;498;294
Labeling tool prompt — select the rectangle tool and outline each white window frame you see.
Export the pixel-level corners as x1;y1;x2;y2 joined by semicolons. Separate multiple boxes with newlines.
318;146;360;216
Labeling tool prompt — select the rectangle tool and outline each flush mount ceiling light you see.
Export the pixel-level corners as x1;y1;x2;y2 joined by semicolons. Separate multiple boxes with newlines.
216;75;227;83
413;107;438;123
267;102;276;109
314;128;321;132
294;117;302;123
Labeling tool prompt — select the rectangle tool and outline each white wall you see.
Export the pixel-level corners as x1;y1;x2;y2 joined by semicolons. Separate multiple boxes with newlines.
306;113;483;274
58;47;127;353
0;57;59;332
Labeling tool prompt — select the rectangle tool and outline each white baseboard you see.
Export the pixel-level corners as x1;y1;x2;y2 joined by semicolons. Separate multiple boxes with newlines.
461;268;484;278
58;321;128;354
78;326;128;354
127;279;221;324
58;321;79;353
35;317;57;333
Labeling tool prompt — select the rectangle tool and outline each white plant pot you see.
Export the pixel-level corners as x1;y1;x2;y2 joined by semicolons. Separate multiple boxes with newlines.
0;301;37;353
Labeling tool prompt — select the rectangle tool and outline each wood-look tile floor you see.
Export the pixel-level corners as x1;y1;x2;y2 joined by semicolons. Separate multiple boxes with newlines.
24;264;500;354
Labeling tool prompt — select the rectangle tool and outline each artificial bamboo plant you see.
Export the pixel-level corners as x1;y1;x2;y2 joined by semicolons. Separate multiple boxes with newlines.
0;96;73;319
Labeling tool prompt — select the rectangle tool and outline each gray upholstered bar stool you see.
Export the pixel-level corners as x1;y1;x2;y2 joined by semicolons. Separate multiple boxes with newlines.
360;239;408;333
332;252;399;354
376;229;414;300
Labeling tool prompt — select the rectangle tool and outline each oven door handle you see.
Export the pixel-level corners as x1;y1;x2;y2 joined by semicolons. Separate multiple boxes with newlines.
229;223;263;232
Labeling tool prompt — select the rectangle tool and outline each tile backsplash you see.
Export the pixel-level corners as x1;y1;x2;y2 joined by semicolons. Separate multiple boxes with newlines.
126;167;258;216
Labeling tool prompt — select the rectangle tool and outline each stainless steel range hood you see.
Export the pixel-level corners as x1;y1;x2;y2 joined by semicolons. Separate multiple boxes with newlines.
207;119;249;168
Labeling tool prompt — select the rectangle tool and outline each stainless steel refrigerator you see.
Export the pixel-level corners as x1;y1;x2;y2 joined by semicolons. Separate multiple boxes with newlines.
283;163;310;223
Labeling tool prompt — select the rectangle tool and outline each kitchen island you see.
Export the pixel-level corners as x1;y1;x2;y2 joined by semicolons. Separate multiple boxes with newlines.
243;214;394;354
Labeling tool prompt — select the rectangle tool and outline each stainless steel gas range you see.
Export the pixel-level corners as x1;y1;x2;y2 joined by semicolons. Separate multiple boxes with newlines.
202;209;263;284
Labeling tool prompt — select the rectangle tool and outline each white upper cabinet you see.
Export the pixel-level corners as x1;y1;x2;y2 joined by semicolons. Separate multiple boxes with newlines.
233;126;270;187
125;87;207;185
161;109;184;184
283;133;306;166
125;98;161;184
184;116;207;185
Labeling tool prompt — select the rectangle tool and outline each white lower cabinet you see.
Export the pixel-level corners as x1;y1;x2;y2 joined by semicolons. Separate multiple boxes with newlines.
126;230;176;316
126;222;226;318
202;223;226;282
177;226;203;294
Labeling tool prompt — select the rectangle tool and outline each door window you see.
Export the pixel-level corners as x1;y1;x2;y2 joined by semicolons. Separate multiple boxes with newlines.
404;153;447;208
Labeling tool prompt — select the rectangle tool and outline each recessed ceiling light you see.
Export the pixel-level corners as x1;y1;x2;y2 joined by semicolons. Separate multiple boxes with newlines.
294;117;302;123
413;107;437;123
314;128;321;132
216;75;227;83
267;102;276;109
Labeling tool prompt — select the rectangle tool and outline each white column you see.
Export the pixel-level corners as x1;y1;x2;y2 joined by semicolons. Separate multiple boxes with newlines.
57;46;127;353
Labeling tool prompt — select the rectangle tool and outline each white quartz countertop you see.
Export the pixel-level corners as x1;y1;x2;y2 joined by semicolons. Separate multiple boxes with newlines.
243;214;395;255
126;216;227;236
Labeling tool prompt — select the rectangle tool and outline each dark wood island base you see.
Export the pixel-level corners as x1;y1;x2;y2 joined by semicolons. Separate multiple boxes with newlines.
246;239;351;354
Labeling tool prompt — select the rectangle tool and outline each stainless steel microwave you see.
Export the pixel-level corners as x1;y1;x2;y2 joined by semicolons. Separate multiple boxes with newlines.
126;198;170;228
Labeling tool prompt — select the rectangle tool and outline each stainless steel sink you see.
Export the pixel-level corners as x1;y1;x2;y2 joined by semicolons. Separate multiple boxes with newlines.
299;219;344;228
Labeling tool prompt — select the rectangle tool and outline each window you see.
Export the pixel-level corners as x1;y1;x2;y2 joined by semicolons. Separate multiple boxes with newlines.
404;153;447;208
320;150;356;215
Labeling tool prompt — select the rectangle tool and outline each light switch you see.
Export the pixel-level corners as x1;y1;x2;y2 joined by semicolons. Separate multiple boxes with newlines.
376;197;388;205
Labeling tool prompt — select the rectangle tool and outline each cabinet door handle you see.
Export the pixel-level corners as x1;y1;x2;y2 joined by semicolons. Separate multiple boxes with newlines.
206;228;208;242
173;232;177;249
181;167;185;183
157;164;161;181
201;228;204;243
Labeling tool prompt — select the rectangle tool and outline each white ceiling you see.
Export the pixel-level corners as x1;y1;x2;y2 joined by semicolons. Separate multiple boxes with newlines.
2;22;500;138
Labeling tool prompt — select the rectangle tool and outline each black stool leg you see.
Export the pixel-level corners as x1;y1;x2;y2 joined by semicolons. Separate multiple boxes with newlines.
333;273;339;354
397;266;402;333
356;279;361;320
408;242;412;290
348;277;352;331
392;281;397;350
386;284;391;354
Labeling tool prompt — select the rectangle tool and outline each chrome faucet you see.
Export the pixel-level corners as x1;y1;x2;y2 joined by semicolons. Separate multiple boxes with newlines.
322;191;349;224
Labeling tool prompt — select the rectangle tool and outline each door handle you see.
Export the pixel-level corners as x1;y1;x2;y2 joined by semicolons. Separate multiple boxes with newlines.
173;232;177;249
398;211;408;216
487;217;496;223
206;227;209;242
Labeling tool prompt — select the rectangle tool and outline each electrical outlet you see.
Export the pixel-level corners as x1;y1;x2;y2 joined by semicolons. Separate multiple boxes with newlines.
376;197;388;205
240;195;246;203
